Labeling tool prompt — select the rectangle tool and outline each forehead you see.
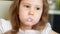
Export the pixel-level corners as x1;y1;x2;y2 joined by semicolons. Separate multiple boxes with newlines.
21;0;43;6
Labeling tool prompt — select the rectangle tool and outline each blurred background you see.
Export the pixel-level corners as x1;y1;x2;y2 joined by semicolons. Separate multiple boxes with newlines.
48;0;60;33
0;0;60;33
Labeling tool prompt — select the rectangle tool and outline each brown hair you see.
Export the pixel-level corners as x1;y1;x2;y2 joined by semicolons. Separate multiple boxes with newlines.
4;0;49;34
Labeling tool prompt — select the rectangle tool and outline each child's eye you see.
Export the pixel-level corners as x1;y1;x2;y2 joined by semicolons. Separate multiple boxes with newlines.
36;8;40;10
24;5;30;8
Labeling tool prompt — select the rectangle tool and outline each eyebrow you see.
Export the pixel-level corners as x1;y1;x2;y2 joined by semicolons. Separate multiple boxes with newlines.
22;2;31;5
35;5;42;7
22;2;43;7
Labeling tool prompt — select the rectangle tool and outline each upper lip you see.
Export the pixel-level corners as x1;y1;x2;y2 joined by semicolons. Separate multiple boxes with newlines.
28;17;33;19
27;17;33;21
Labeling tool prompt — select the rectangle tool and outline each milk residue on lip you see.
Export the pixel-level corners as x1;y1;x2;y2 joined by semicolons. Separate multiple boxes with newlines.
27;17;33;22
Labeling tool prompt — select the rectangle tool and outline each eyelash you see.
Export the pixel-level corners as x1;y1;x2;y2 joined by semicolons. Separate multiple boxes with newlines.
36;8;40;10
24;5;40;10
24;5;30;8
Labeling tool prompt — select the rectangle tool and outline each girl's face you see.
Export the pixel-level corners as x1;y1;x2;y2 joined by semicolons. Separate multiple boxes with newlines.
19;0;43;26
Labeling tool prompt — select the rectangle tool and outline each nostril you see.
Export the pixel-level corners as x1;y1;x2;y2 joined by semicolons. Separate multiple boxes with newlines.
29;11;34;15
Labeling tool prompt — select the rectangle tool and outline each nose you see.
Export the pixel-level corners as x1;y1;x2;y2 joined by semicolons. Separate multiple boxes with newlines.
28;8;34;15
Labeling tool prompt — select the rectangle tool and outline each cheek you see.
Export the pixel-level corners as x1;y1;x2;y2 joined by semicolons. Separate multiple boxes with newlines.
19;6;29;15
19;7;27;16
19;8;28;21
34;11;43;22
19;10;26;20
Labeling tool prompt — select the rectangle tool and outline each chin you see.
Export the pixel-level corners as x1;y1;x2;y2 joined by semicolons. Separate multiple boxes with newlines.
25;22;36;26
24;22;33;26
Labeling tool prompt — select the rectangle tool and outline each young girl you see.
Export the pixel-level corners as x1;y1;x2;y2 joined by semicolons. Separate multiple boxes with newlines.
0;0;58;34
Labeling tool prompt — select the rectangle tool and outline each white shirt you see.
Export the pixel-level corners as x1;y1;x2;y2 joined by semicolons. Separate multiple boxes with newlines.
0;19;52;34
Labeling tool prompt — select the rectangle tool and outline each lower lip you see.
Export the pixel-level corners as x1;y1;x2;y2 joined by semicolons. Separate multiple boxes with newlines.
27;17;33;22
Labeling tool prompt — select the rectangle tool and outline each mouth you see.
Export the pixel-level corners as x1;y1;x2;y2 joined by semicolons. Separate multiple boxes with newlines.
27;17;33;22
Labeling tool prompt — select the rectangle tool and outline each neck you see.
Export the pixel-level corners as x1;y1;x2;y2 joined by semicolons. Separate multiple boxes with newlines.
20;23;32;31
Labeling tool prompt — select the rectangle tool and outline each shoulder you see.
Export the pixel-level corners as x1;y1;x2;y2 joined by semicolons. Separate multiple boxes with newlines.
49;29;59;34
41;23;59;34
46;23;59;34
43;22;52;31
0;19;12;33
41;22;52;34
46;23;58;34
